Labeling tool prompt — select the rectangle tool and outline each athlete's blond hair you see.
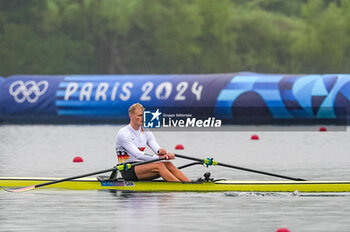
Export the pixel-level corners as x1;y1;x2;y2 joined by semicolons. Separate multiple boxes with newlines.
128;103;145;114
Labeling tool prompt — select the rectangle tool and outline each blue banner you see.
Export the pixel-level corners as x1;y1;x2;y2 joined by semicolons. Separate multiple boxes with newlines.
0;76;4;88
0;75;65;117
56;74;232;118
215;74;350;122
0;73;349;124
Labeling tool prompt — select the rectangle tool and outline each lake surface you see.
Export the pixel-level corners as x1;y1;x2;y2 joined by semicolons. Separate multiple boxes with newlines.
1;125;350;232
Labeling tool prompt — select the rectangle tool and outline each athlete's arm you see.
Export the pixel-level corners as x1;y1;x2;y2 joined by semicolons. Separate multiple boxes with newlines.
117;134;157;161
146;131;175;160
145;131;161;154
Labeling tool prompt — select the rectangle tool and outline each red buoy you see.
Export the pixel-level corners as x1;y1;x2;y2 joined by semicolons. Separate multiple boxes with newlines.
73;156;84;162
276;228;290;232
319;126;327;132
175;144;184;150
251;134;259;140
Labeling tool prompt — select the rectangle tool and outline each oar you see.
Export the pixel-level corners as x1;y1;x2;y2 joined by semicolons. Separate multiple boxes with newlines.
4;157;166;193
175;154;306;181
177;161;202;170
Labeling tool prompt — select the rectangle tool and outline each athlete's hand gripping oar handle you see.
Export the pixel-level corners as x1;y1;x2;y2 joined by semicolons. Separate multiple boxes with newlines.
4;157;167;193
116;157;167;171
175;154;306;181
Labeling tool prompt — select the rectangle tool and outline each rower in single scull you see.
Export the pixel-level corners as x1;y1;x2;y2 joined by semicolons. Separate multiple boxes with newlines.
115;103;190;182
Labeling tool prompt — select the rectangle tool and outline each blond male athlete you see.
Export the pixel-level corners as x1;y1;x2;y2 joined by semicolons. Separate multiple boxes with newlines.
115;103;190;182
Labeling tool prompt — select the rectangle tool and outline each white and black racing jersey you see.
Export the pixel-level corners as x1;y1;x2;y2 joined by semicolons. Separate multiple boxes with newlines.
115;124;161;163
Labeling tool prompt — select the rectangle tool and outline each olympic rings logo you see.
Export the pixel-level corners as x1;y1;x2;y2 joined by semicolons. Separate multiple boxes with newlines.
9;80;49;103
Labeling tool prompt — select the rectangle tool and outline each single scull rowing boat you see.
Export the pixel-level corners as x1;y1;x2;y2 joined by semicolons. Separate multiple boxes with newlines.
2;154;347;193
1;176;350;192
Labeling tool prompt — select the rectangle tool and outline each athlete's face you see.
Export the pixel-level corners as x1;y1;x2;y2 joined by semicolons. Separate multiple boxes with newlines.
130;108;144;128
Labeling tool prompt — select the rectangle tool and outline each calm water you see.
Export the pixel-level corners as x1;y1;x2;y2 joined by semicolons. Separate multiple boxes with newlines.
1;125;350;232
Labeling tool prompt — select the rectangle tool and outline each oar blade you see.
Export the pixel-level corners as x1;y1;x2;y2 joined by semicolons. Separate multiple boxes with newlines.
4;185;36;193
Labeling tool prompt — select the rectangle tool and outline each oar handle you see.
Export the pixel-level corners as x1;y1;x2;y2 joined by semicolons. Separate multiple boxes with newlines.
126;157;166;168
175;154;306;181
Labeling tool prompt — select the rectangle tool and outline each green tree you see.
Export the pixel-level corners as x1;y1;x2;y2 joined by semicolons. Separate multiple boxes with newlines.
128;0;203;73
291;0;350;73
1;0;350;75
241;0;307;16
193;0;239;73
230;7;301;73
0;0;96;75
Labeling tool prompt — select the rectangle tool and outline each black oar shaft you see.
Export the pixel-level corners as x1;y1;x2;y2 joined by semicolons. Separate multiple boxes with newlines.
216;162;305;181
175;154;203;162
36;157;166;188
4;157;167;193
175;154;305;181
177;161;202;170
36;167;116;188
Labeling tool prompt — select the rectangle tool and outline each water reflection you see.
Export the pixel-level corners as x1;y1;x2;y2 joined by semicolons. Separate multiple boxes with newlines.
224;191;350;197
108;190;176;208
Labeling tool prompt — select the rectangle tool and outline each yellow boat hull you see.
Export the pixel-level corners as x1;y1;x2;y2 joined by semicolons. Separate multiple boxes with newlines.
2;177;350;192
